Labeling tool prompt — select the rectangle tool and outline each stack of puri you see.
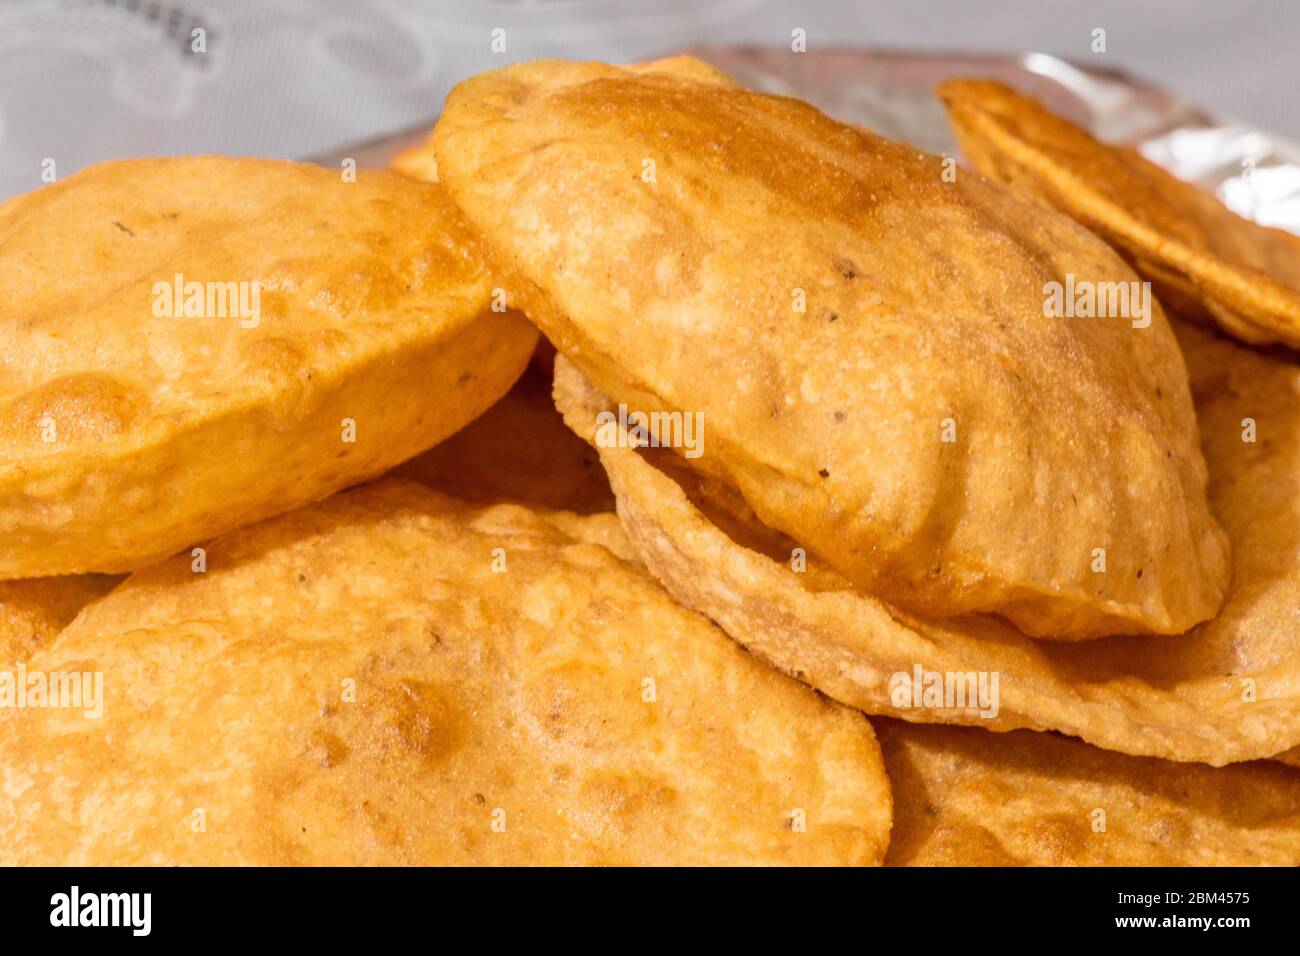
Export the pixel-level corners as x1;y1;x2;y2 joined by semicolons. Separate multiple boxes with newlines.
428;57;1300;864
0;154;889;865
1;56;1297;867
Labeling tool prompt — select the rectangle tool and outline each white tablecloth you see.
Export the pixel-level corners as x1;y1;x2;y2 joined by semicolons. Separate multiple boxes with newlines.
1;0;1297;200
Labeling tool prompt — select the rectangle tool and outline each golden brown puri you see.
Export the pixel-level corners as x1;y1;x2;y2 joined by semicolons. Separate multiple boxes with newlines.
434;57;1228;641
0;480;891;866
0;157;538;579
939;78;1300;348
552;318;1300;765
390;139;441;182
0;575;120;665
878;720;1300;866
392;346;615;515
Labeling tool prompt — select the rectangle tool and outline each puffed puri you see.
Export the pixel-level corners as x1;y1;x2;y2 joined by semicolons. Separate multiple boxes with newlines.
0;156;538;577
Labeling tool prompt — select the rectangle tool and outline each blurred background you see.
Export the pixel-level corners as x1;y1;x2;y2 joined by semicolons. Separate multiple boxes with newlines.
2;0;1299;200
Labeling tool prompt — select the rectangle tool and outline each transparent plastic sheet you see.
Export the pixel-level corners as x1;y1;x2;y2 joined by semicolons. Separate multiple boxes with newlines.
688;48;1300;234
